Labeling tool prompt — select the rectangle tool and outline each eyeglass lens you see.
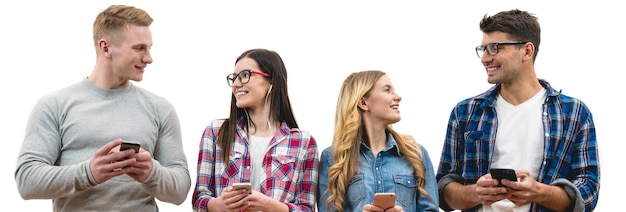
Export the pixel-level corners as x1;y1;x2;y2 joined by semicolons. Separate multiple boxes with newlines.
227;70;253;86
476;43;499;58
476;41;526;58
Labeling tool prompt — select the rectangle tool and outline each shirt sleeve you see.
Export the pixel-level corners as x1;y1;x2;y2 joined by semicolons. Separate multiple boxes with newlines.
285;133;319;212
15;95;96;199
419;145;441;212
192;120;222;211
566;103;600;211
316;148;332;212
141;102;191;205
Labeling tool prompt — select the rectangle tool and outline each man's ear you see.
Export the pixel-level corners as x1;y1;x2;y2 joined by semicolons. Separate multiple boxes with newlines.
523;42;535;61
98;39;110;56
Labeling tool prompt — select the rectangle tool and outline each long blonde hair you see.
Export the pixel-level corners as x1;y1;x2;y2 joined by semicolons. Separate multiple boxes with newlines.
324;70;429;211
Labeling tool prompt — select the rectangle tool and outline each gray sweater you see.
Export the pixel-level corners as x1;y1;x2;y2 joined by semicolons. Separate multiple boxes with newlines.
15;78;191;211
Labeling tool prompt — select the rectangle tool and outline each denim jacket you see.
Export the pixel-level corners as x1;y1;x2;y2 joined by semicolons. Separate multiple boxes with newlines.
318;133;439;211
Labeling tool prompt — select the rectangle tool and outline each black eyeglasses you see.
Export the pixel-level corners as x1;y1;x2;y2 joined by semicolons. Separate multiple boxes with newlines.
475;41;528;58
226;69;270;87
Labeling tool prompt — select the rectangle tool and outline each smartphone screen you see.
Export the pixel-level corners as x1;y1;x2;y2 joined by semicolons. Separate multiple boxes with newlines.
372;192;396;209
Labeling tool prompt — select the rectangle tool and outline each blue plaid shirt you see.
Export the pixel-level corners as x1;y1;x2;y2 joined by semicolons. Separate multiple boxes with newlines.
436;79;600;212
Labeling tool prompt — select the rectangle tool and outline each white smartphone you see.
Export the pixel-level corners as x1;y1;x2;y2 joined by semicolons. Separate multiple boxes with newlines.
232;182;251;190
372;192;396;209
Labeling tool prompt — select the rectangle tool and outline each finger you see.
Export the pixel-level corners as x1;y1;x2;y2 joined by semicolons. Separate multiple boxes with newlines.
222;193;239;205
112;158;137;171
111;163;128;172
238;195;250;207
484;173;493;179
96;139;123;156
127;150;149;162
224;195;247;210
515;169;530;176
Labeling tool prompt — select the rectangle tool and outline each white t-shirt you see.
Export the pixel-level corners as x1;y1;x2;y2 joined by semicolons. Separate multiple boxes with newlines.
481;88;546;212
248;135;272;190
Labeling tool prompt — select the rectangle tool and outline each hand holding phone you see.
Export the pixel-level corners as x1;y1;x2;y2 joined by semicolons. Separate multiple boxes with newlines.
372;192;396;209
489;168;518;187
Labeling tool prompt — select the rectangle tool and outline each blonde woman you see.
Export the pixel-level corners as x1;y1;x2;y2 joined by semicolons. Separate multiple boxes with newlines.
318;70;438;212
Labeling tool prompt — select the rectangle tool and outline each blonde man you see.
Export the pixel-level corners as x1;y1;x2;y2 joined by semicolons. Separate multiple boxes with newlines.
15;5;190;211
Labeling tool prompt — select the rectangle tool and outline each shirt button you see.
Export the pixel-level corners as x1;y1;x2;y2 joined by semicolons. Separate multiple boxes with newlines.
376;167;379;170
378;181;381;184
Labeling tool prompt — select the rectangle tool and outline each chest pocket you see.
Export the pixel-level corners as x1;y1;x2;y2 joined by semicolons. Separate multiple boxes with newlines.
393;175;418;206
267;154;298;202
346;173;366;206
270;154;297;181
226;152;244;178
464;131;485;144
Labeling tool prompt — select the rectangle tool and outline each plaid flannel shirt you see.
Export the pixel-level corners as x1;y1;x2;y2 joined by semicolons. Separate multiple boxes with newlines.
193;118;319;212
436;79;600;212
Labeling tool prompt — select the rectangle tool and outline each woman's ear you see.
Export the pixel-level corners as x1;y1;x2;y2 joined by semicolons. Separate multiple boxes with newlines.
358;98;368;111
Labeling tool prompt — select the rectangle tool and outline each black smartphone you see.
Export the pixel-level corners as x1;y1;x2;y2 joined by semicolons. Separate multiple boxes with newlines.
120;140;140;153
489;168;517;187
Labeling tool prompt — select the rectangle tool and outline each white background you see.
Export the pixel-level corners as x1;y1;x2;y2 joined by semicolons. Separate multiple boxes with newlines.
1;1;621;211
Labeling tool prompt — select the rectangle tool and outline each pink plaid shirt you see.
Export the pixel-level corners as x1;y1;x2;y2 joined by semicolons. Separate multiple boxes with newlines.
192;118;319;212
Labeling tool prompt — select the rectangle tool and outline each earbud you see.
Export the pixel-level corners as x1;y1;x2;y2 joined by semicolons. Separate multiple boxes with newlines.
269;84;273;92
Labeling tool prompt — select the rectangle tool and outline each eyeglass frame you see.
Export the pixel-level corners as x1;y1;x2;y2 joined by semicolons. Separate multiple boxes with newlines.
226;69;270;87
475;41;528;58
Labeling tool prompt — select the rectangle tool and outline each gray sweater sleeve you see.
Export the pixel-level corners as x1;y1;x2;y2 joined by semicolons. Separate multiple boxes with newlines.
15;93;99;199
139;102;191;204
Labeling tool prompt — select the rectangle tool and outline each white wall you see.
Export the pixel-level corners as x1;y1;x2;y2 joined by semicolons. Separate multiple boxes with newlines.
2;1;621;211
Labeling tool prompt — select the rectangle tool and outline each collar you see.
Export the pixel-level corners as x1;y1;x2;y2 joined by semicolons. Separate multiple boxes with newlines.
360;131;402;156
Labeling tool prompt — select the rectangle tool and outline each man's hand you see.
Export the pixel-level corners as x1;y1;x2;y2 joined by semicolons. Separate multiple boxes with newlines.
475;173;511;206
90;139;137;184
125;148;153;182
501;170;537;206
